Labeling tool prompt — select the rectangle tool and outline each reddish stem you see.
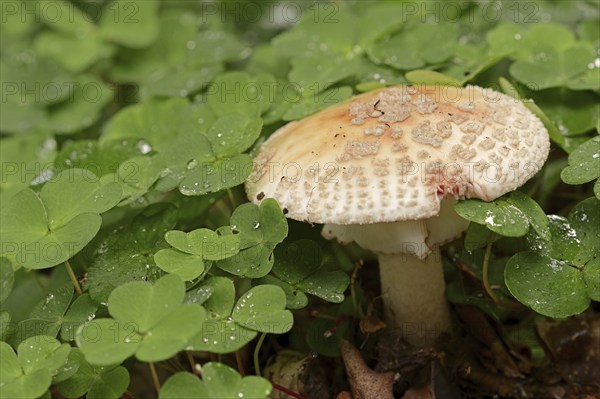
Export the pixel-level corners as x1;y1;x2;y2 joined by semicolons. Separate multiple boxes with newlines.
272;383;306;399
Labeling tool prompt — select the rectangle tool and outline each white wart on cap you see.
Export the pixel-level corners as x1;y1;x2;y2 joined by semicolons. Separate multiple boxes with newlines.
246;85;550;226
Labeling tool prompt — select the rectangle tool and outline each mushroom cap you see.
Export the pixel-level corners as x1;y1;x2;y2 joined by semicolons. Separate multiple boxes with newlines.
246;85;550;225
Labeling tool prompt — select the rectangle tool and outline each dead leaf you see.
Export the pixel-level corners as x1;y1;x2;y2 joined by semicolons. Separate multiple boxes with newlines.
263;351;308;399
360;301;386;334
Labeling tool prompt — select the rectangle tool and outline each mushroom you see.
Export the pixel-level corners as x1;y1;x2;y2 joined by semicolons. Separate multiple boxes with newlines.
246;85;550;346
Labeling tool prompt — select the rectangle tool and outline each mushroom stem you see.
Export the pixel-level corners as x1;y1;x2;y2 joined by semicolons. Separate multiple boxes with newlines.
378;246;452;347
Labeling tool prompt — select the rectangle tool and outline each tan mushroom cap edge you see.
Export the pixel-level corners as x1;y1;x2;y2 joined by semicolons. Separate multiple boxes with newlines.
245;85;550;225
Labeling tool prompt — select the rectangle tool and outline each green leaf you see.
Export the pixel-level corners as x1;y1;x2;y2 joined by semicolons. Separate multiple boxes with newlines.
99;0;160;48
22;282;74;338
0;131;57;200
216;199;288;278
159;365;272;399
57;349;129;399
76;318;141;366
60;294;98;342
0;343;49;399
272;6;356;57
367;22;459;70
54;139;148;177
464;222;496;251
510;43;597;90
289;54;361;95
78;275;204;365
232;285;293;334
0;336;71;399
86;203;177;303
505;252;589;318
47;75;114;135
530;89;599;136
0;311;12;341
356;3;404;47
135;304;206;362
201;277;236;317
101;98;258;196
583;258;600;301
282;86;353;121
404;70;461;86
561;136;600;185
270;240;349;304
207;72;273;117
184;285;213;306
254;275;308;310
1;169;121;269
0;258;14;303
41;169;122;230
454;198;530;237
108;273;185;333
34;30;113;73
567;197;600;266
155;228;239;280
187;277;253;354
153;250;205;281
112;155;165;205
508;191;550;240
207;114;263;158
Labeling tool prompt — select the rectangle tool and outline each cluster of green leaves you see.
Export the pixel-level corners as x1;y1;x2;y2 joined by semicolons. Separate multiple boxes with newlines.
1;0;599;397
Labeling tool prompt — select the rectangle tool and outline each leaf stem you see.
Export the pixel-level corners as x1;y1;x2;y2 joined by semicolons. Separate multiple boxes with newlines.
227;188;237;210
64;260;82;295
482;240;498;303
253;332;267;377
235;350;245;376
186;352;202;376
149;362;161;393
272;383;306;399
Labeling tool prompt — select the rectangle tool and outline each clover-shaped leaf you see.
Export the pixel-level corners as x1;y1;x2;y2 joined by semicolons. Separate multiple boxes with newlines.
232;285;293;333
110;9;245;97
47;75;114;135
77;274;205;365
288;54;361;95
188;281;292;353
207;72;274;117
216;199;288;278
159;364;272;399
101;98;261;196
0;258;14;303
99;0;159;49
282;86;353;121
272;6;356;58
0;337;70;399
510;43;598;90
57;349;129;399
561;136;600;198
154;228;239;280
505;252;591;318
11;282;74;345
505;198;600;317
34;30;113;73
86;203;177;303
455;191;548;239
0;169;122;269
528;89;599;137
258;240;349;308
0;131;57;201
367;22;459;70
54;138;148;177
